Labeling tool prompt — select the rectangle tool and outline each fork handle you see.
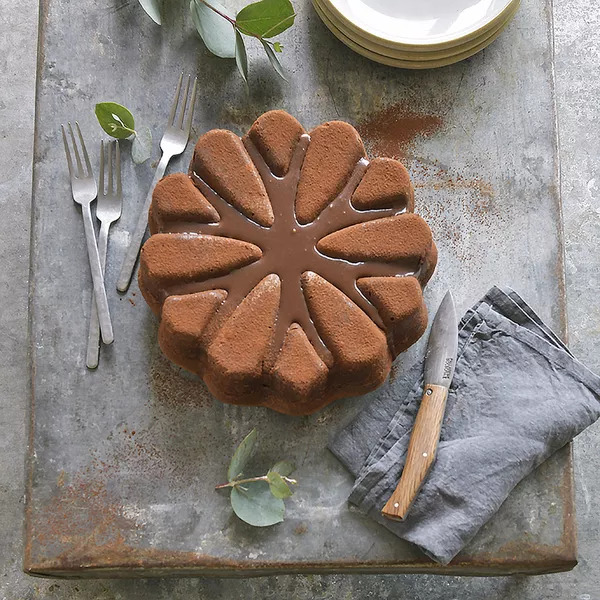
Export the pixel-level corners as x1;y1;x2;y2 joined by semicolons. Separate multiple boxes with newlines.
86;221;110;368
82;204;114;345
116;152;171;293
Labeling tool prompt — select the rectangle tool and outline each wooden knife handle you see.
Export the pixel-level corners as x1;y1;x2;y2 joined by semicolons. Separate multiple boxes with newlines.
381;384;448;521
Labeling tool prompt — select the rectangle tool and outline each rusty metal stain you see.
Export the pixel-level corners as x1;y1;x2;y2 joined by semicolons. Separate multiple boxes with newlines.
25;473;140;565
26;550;576;579
24;444;577;578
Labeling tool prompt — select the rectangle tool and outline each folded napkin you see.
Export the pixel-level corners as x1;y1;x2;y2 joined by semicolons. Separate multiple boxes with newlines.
329;287;600;564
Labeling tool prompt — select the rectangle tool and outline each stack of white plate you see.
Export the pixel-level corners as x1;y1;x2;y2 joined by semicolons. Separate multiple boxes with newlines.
312;0;521;69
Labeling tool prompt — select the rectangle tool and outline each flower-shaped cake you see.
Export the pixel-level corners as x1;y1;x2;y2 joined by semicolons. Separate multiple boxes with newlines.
139;110;437;415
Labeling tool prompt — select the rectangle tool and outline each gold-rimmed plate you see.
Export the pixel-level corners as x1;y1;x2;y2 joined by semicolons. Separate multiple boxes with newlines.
316;0;520;61
313;0;519;68
321;0;517;51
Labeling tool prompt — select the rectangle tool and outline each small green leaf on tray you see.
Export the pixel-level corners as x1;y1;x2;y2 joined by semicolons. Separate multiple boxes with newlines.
190;0;236;59
131;126;153;164
271;460;294;477
138;0;162;25
95;102;136;139
261;40;287;81
236;0;295;38
266;470;292;499
231;480;285;526
235;30;249;89
273;41;283;52
227;429;258;482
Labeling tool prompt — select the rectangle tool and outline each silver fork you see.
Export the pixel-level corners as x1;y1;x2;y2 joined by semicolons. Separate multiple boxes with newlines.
61;122;114;345
86;141;122;368
116;73;198;292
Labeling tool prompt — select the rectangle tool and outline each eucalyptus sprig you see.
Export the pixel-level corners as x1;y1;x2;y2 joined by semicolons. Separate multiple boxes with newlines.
94;102;153;164
137;0;295;84
216;429;297;526
191;0;295;84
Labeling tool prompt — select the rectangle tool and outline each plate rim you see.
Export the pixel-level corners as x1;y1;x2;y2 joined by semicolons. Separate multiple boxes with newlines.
315;0;520;60
322;0;517;49
313;0;519;68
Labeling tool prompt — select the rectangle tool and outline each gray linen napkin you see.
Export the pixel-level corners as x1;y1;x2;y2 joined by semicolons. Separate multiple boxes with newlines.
329;286;600;565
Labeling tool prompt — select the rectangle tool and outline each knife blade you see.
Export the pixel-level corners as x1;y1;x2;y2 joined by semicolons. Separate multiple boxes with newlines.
381;290;458;521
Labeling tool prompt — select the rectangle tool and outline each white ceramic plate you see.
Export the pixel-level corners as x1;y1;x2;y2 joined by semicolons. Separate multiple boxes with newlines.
313;0;518;68
316;0;519;60
325;0;514;48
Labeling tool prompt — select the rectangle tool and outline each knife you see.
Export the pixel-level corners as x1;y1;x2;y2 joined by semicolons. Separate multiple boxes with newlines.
381;290;458;521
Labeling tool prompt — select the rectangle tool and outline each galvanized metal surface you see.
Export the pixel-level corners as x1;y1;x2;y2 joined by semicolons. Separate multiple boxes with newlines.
25;0;574;577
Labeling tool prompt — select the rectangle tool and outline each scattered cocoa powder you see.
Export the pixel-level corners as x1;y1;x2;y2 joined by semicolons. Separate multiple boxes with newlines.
294;524;308;535
150;354;213;409
357;104;443;159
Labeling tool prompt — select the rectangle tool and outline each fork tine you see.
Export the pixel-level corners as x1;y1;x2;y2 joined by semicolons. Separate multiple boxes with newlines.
184;77;198;134
61;125;74;179
107;141;114;193
76;122;93;177
177;75;191;129
99;140;105;196
168;72;183;127
115;140;122;196
68;123;84;177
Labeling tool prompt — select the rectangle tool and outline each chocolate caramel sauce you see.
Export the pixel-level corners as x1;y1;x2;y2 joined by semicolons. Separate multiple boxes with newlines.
161;134;418;367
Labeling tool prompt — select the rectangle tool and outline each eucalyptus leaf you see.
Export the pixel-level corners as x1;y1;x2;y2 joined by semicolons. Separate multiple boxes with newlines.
231;481;285;526
261;40;287;81
95;102;136;139
138;0;162;24
235;30;249;89
190;0;236;59
266;471;292;499
271;460;294;477
236;0;295;38
131;126;153;164
227;429;258;482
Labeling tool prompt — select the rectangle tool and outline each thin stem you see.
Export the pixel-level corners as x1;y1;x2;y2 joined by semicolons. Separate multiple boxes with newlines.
198;0;237;26
215;475;298;490
215;475;268;489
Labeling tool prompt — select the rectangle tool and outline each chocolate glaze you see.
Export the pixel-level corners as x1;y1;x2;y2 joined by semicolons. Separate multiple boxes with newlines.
156;133;419;367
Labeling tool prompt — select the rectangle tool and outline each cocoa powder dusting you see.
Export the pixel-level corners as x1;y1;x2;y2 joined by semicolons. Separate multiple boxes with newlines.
357;104;443;159
150;354;214;409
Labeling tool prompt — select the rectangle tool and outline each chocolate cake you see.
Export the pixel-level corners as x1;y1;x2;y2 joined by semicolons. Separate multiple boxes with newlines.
139;110;437;415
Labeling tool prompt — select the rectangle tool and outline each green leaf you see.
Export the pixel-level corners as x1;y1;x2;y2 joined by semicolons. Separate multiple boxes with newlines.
266;471;292;499
271;460;294;477
236;0;295;38
131;126;153;164
190;0;236;59
227;429;258;482
138;0;162;24
234;30;249;89
95;102;136;139
273;41;283;52
261;40;287;81
231;480;285;526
